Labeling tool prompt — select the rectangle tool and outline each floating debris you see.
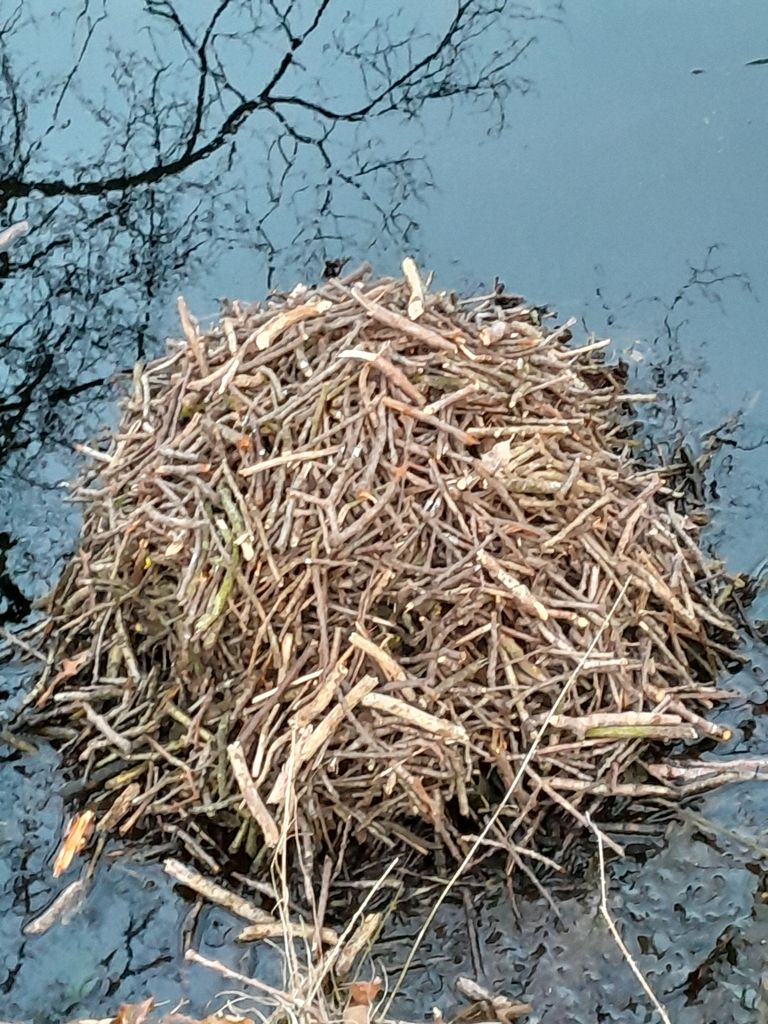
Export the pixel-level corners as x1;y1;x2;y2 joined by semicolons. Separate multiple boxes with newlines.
13;262;741;877
0;219;29;253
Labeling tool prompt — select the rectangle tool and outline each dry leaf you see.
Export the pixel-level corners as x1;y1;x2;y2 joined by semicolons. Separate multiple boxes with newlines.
114;998;154;1024
61;651;91;676
480;439;516;475
35;648;91;708
343;1005;370;1024
52;809;95;877
343;977;382;1024
349;979;382;1006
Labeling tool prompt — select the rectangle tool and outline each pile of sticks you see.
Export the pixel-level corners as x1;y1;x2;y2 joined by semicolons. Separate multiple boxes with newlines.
16;261;739;875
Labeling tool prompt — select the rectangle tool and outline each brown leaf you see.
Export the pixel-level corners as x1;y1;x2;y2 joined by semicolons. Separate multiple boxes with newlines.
62;652;91;676
349;979;382;1006
342;1005;370;1024
35;649;91;708
52;809;95;877
114;998;155;1024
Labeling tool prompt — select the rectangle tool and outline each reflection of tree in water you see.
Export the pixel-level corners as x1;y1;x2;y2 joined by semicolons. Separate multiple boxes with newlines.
1;1;549;298
0;0;553;612
589;245;753;426
585;246;766;570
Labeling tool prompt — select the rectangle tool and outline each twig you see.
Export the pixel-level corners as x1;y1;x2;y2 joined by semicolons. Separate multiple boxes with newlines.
228;740;279;848
164;858;274;924
0;220;29;252
587;815;672;1024
185;948;291;1002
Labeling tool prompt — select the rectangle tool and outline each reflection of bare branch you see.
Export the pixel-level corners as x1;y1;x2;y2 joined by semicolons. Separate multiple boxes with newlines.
670;244;752;313
51;0;108;122
0;0;548;513
146;0;237;157
0;14;27;171
4;1;540;198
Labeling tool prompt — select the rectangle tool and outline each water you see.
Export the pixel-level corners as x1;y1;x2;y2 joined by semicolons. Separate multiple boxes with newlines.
2;1;768;1020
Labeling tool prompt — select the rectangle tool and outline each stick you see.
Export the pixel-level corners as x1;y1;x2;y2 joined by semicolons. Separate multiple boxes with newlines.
227;741;279;848
334;911;385;980
185;948;291;1002
402;256;425;321
177;296;209;377
268;674;378;807
164;858;274;924
455;977;531;1020
361;692;468;744
23;878;88;936
290;659;350;728
352;286;459;353
238;446;341;478
0;220;29;252
304;858;400;1005
588;815;672;1024
78;702;132;756
340;349;426;407
237;919;339;945
252;300;332;351
350;632;406;682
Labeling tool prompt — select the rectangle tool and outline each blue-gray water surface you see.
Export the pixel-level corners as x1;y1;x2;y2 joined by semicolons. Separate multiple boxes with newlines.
2;2;768;1021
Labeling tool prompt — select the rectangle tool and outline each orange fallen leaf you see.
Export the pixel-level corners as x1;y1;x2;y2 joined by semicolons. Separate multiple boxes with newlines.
349;979;382;1006
61;651;91;676
35;649;91;708
410;776;435;817
114;997;154;1024
52;809;95;877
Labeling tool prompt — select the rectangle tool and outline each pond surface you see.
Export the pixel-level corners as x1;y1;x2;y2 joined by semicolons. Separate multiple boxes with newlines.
2;1;768;1021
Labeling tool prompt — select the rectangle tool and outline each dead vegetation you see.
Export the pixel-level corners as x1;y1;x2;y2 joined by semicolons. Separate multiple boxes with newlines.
9;260;741;883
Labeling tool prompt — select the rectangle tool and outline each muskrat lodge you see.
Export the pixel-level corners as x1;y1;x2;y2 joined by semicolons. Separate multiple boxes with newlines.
3;258;748;1024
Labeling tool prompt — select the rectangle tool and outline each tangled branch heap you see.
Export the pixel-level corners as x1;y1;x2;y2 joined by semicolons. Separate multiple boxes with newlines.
23;263;737;874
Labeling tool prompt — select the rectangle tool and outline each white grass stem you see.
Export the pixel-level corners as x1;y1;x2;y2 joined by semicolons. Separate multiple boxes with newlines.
589;815;672;1024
